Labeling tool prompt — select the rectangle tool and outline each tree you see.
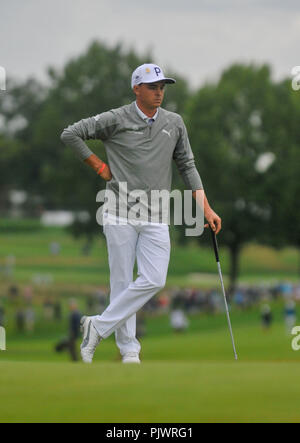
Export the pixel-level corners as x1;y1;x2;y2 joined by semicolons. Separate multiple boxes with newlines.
186;64;298;293
0;135;25;214
0;77;46;216
261;78;300;274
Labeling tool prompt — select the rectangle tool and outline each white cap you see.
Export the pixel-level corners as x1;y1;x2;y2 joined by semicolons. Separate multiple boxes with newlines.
131;63;176;89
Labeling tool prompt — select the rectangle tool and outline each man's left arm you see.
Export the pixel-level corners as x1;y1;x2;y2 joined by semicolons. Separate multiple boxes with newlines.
173;117;222;234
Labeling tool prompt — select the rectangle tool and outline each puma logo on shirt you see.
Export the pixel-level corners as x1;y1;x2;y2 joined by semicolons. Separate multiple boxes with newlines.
162;129;172;137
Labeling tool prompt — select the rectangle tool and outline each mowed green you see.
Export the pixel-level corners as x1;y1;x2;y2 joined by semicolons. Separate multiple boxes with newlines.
1;360;300;423
1;320;300;423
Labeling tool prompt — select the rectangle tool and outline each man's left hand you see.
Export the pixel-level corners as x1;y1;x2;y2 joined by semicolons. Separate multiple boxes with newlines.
204;208;222;234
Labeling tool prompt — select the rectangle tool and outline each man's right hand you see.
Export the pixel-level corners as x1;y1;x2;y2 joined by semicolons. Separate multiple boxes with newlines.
84;154;112;181
100;165;112;182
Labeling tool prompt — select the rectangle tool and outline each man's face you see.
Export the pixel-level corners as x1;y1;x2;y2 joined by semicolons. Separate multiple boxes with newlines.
134;81;166;109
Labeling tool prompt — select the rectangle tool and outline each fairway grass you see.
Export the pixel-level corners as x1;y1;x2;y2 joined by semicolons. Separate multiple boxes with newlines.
0;360;299;423
1;321;300;423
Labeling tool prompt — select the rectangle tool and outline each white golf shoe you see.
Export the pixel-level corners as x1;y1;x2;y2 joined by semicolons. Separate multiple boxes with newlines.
80;316;101;363
122;352;141;364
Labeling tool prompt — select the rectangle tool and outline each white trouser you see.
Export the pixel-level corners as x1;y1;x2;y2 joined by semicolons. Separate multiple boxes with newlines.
92;219;171;356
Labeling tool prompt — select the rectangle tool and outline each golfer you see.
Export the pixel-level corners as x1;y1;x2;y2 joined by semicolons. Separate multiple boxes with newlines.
61;63;221;364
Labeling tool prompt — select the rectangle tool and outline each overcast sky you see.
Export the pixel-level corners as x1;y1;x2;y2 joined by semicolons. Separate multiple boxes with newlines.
0;0;299;89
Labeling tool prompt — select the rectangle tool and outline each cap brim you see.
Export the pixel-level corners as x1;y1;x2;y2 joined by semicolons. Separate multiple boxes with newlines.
164;78;176;84
141;77;176;85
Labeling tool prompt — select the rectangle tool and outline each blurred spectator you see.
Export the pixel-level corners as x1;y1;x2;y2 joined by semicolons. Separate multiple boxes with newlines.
185;288;198;312
284;300;297;335
95;288;107;314
233;288;245;309
86;294;96;315
54;299;62;321
170;290;189;332
49;242;61;255
15;309;25;332
171;289;186;310
209;289;224;313
261;304;273;331
86;289;107;316
157;292;170;313
279;281;293;299
23;286;33;303
24;306;35;333
170;309;189;332
55;299;81;361
194;289;208;313
43;297;54;320
143;296;159;314
81;242;92;256
8;284;19;300
294;284;300;302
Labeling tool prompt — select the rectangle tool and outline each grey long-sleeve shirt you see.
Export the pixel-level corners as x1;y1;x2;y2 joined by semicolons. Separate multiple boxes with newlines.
61;102;203;220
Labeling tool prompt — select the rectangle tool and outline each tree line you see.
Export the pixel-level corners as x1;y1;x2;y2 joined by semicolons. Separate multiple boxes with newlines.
0;41;299;291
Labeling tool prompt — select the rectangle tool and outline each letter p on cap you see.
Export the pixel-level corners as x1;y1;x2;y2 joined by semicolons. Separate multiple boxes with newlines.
154;67;161;77
0;66;6;91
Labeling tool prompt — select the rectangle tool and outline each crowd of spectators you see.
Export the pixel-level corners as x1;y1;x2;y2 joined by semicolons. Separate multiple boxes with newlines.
0;280;299;340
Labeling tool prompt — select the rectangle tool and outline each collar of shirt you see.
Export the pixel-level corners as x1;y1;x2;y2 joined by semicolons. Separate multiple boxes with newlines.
135;102;159;125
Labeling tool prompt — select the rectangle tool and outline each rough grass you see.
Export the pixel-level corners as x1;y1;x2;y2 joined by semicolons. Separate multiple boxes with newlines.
0;224;298;287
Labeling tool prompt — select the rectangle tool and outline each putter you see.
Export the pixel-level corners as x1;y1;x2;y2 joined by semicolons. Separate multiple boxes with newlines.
210;227;238;360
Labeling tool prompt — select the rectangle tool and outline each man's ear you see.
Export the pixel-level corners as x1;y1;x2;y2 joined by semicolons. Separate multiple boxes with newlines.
133;85;139;97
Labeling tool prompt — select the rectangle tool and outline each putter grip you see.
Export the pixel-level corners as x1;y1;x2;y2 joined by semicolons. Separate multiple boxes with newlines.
210;227;219;262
